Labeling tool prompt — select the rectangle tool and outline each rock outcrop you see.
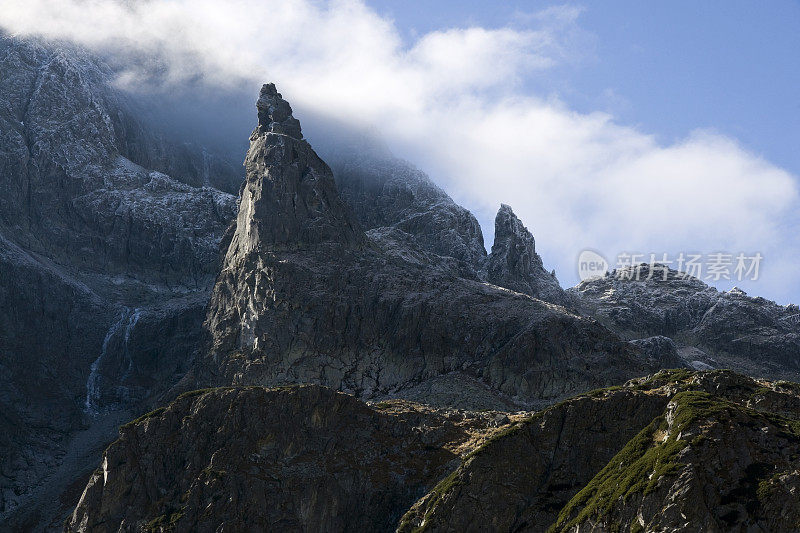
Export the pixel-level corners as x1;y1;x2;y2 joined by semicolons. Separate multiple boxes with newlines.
487;204;568;304
67;370;800;532
66;385;514;532
399;369;800;532
323;130;487;277
201;84;658;410
572;264;800;381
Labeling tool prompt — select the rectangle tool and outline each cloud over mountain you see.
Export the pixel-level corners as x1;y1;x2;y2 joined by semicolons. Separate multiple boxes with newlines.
3;0;797;301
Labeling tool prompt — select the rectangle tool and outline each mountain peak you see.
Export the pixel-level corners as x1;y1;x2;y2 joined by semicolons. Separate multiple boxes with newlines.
487;203;567;304
224;84;366;256
494;204;532;251
256;83;303;139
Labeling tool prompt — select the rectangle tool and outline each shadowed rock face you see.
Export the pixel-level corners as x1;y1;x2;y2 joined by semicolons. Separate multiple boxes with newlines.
487;204;568;304
325;135;488;278
202;84;658;410
0;36;239;283
0;235;111;520
0;36;238;523
65;385;507;532
572;264;800;381
67;371;800;533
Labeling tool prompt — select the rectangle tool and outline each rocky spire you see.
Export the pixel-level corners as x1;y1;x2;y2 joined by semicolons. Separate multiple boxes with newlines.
224;83;367;257
486;204;566;304
255;83;303;139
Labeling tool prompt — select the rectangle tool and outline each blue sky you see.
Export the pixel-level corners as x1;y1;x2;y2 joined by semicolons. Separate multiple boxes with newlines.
371;0;800;178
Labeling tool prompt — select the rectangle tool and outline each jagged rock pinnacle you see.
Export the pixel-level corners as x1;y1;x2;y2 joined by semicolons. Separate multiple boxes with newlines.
495;203;536;253
487;203;567;304
224;83;366;256
255;83;303;139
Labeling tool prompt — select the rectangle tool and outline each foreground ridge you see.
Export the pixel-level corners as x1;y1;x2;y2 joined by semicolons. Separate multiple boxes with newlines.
67;370;800;532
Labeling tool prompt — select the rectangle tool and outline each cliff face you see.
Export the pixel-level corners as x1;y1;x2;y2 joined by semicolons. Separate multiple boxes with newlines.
0;36;238;284
202;84;658;410
0;36;238;524
572;264;800;381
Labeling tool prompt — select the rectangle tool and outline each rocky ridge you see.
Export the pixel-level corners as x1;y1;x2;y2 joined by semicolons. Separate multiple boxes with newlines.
572;264;800;381
399;369;800;532
66;385;522;532
66;370;800;532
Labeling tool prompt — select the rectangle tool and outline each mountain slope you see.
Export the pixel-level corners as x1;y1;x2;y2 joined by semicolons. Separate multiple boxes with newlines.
398;369;800;532
65;385;516;532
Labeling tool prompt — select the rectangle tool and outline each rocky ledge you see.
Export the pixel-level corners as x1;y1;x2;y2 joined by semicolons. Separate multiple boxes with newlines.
66;385;520;532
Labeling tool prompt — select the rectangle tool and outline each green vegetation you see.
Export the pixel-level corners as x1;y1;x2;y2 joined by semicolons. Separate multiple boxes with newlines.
548;414;685;532
774;380;800;395
146;506;185;532
632;368;694;390
549;389;800;532
549;391;737;532
463;419;531;461
120;407;167;429
629;520;644;533
669;391;732;433
756;472;783;504
402;469;463;533
585;385;623;398
201;466;228;481
408;376;800;533
176;388;218;401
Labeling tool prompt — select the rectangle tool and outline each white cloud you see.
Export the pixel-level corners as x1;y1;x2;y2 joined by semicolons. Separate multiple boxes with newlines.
2;0;798;302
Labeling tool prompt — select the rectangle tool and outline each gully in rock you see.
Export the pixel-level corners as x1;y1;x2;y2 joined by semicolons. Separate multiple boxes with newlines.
83;307;142;415
120;308;142;382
